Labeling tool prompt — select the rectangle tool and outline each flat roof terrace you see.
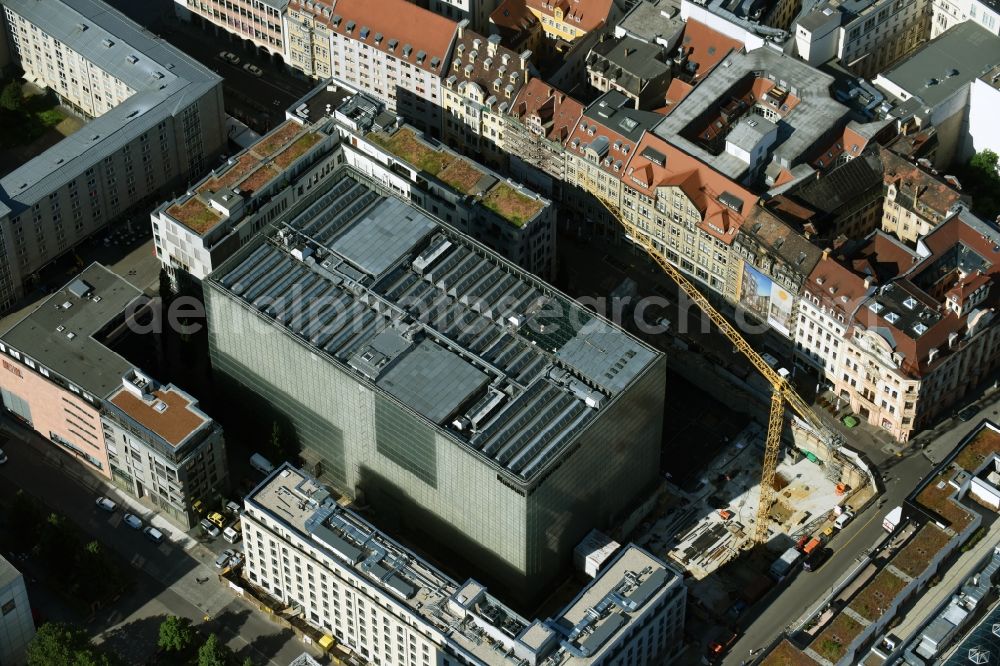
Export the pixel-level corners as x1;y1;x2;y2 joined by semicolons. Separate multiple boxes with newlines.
210;169;660;486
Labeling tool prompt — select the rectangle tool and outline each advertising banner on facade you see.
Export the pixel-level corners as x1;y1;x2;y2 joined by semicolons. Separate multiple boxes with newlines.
739;264;793;337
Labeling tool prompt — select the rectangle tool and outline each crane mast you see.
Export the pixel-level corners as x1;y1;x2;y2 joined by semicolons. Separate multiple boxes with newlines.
596;198;834;544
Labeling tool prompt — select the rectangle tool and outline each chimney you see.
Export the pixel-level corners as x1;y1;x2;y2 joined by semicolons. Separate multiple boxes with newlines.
863;276;873;289
520;50;531;71
457;18;469;39
822;247;831;261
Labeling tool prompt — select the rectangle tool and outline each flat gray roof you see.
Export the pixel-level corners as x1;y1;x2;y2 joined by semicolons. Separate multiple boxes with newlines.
1;263;143;397
331;198;436;277
0;0;221;215
877;22;1000;108
654;48;849;178
211;169;661;484
376;339;489;425
588;37;671;94
617;0;685;45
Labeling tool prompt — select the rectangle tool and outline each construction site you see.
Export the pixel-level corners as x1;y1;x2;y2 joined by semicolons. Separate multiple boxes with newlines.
555;201;882;624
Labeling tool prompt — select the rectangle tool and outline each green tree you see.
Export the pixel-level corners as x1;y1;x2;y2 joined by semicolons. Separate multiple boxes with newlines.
158;267;175;304
268;422;284;461
0;80;22;112
241;658;255;666
197;634;231;666
26;622;119;666
158;615;195;653
970;149;999;176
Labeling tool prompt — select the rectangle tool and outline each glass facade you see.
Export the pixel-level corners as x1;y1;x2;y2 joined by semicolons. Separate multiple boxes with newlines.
206;271;665;603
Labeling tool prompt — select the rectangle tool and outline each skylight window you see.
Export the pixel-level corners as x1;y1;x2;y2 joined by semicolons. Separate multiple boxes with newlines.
869;301;884;314
885;312;899;324
913;322;928;336
903;296;918;309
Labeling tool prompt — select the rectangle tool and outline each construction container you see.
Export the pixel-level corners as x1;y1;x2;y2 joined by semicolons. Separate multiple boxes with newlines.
574;530;620;578
802;537;822;555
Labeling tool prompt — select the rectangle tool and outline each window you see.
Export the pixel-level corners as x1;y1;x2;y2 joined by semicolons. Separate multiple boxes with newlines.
1;599;14;615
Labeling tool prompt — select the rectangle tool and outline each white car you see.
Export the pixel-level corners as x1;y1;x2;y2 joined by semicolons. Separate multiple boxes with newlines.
218;51;240;65
200;518;221;538
95;496;117;512
123;513;142;530
243;63;263;77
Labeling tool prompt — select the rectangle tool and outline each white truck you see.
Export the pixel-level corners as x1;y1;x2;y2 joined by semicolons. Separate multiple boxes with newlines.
769;546;802;580
883;505;903;532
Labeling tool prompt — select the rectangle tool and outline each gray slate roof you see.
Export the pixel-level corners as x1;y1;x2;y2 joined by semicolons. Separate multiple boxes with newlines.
0;0;221;216
877;21;1000;109
654;48;850;179
1;263;143;397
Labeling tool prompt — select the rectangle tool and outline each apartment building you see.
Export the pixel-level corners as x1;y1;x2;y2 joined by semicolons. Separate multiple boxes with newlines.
0;265;229;528
652;48;854;191
874;22;1000;168
619;132;756;295
800;207;1000;442
102;370;228;528
0;555;34;666
242;464;687;666
504;78;583;195
563;90;662;238
931;0;1000;37
0;0;225;313
794;0;930;79
173;0;286;55
283;0;456;136
520;0;614;43
205;167;665;603
880;147;965;244
729;206;822;339
586;36;672;110
441;22;531;169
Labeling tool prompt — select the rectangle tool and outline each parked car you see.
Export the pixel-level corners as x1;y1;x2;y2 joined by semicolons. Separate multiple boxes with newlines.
143;526;165;544
243;63;263;77
218;51;240;65
123;513;142;530
200;517;221;538
207;511;227;529
804;547;833;572
834;510;855;529
958;405;979;422
215;549;235;569
95;496;117;512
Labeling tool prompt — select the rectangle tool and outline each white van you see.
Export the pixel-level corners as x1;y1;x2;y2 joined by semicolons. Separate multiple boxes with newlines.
834;510;855;529
250;453;275;475
223;524;242;543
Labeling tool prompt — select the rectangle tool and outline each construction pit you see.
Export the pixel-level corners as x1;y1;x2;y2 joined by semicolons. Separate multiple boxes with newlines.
634;422;870;616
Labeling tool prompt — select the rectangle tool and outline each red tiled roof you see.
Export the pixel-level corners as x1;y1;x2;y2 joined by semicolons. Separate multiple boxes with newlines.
663;79;694;114
678;19;743;78
620;132;756;243
491;0;539;34
524;0;613;34
512;78;584;143
290;0;457;75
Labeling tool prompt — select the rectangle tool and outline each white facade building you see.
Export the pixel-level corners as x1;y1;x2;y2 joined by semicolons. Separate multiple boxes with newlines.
931;0;1000;37
173;0;287;55
283;0;456;137
429;0;500;32
241;464;687;666
0;0;225;313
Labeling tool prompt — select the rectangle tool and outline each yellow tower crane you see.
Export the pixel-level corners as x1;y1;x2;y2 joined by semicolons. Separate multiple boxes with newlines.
596;198;835;545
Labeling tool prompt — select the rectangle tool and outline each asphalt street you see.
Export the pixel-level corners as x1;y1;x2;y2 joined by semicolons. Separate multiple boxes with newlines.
721;393;1000;665
0;418;326;665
